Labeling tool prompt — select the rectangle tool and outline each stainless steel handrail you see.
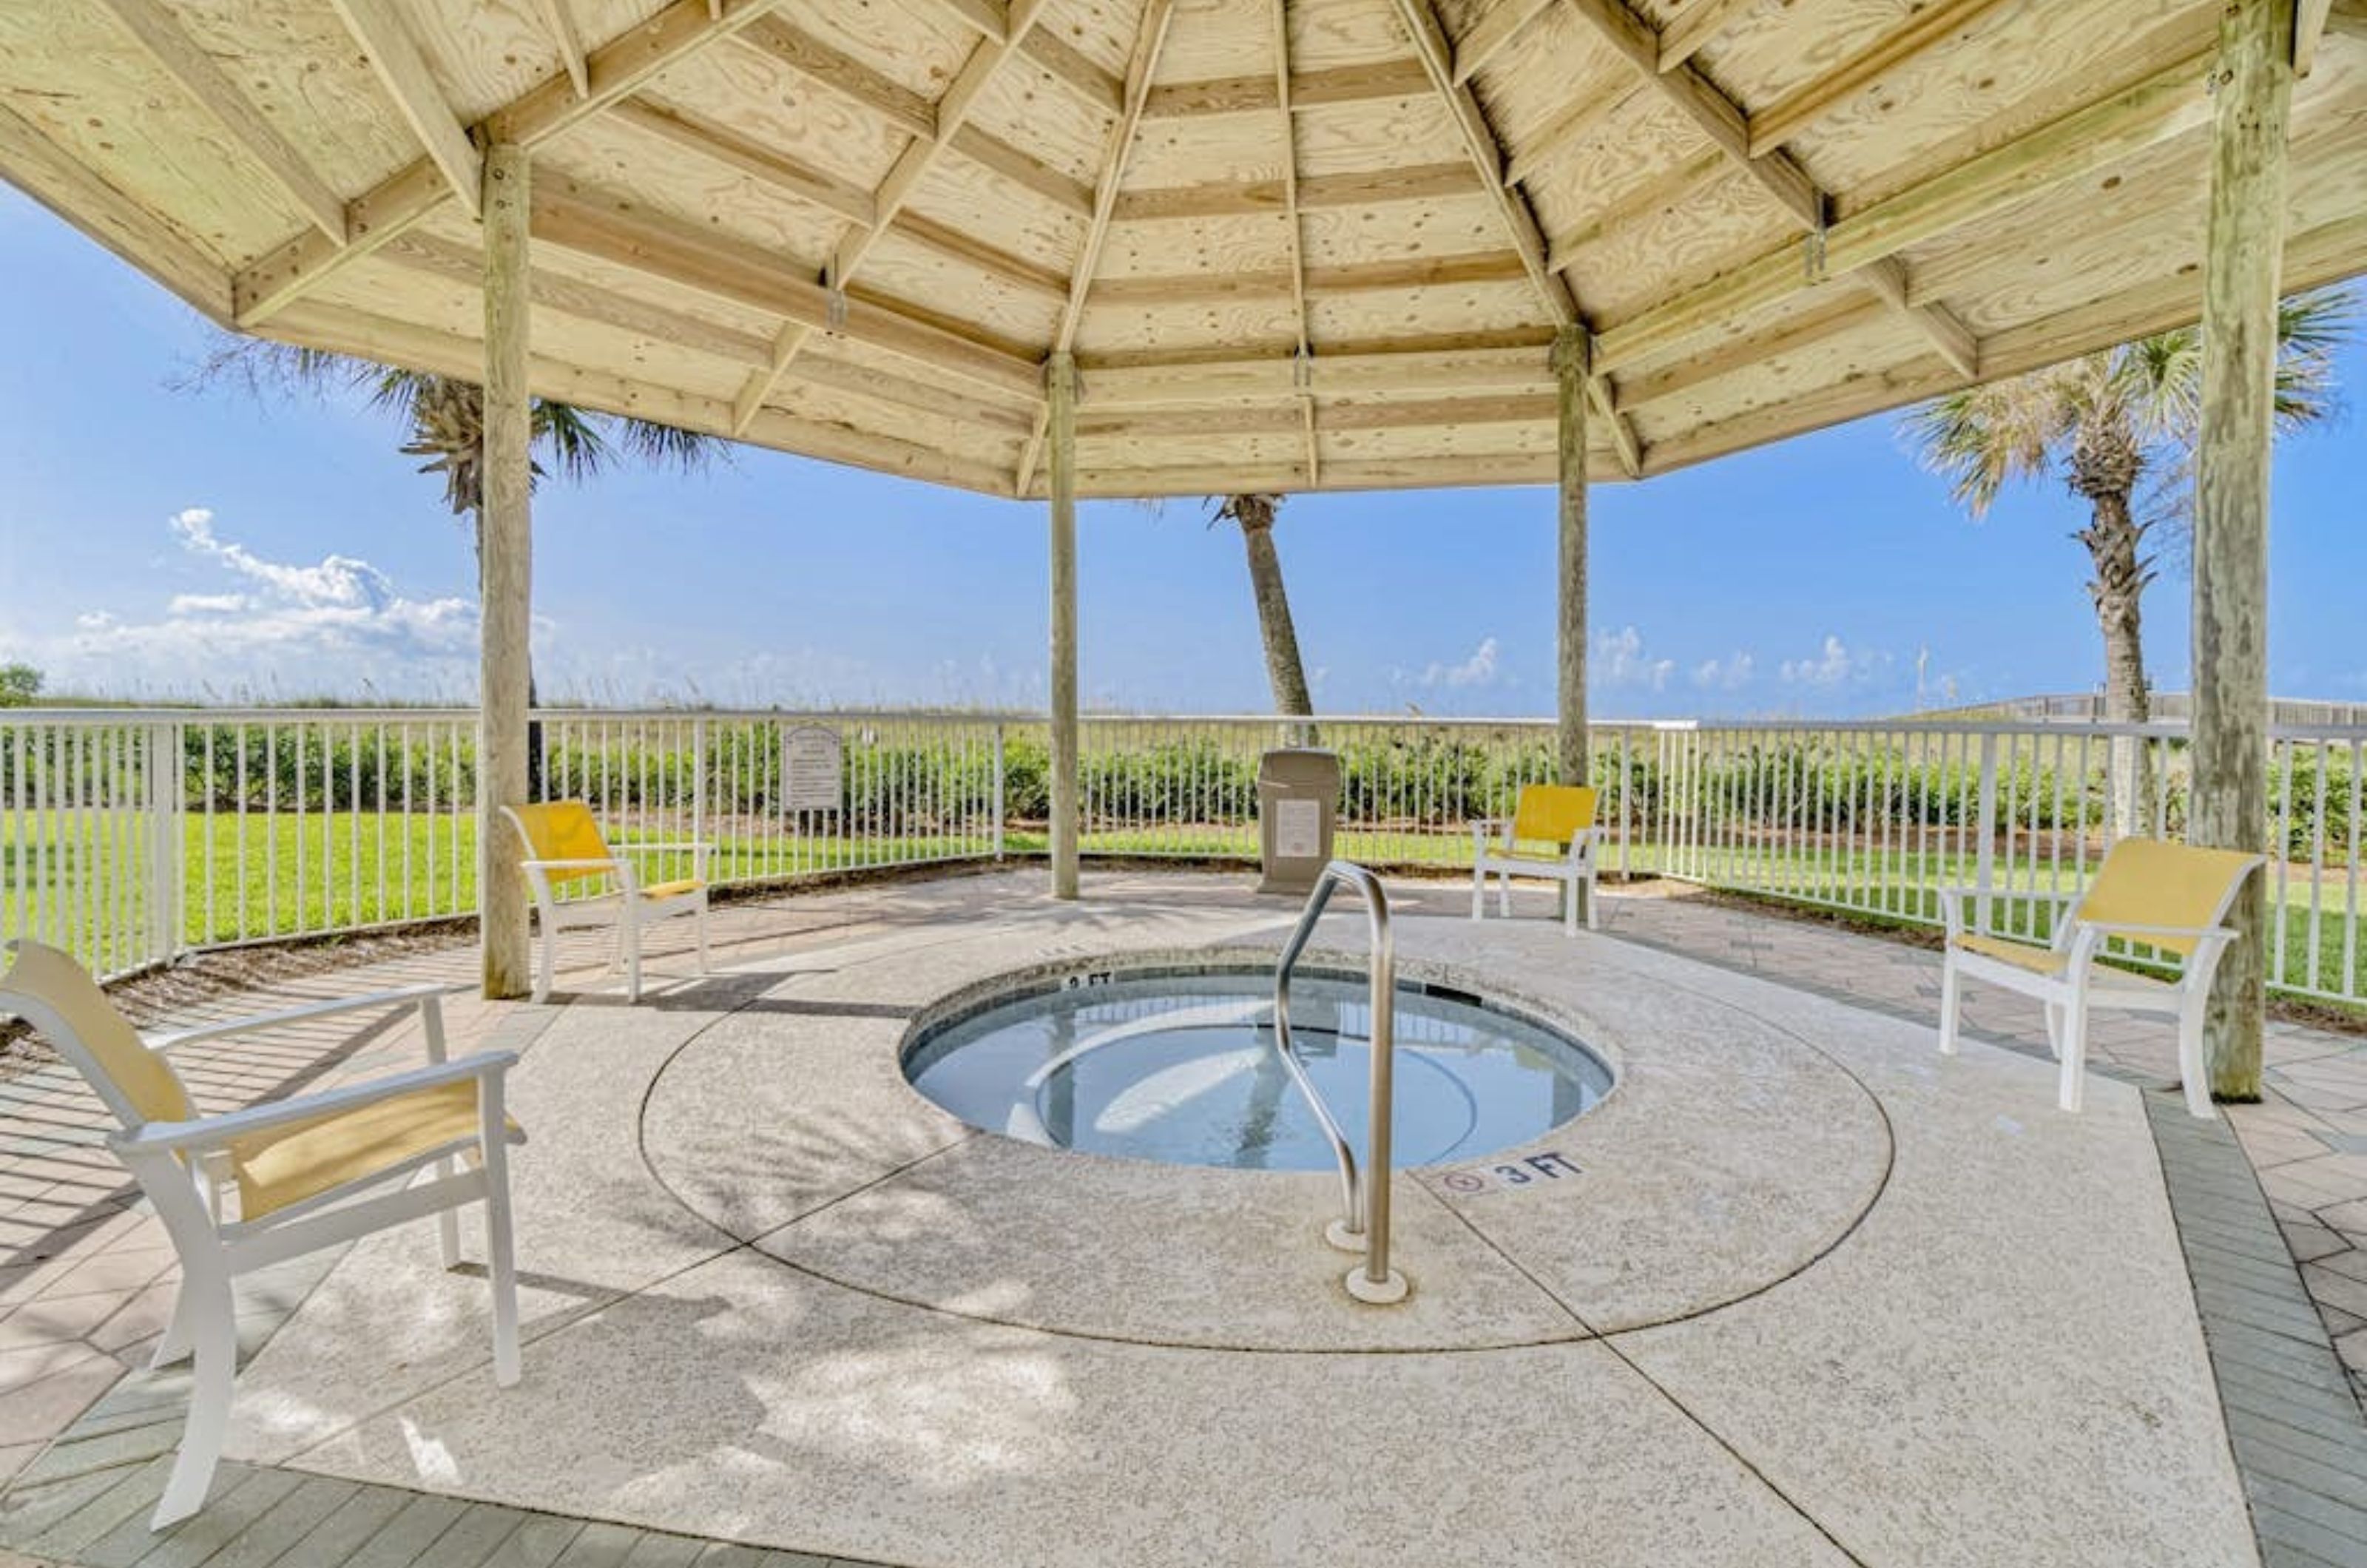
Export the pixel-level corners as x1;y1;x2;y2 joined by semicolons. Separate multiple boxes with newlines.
1272;860;1408;1305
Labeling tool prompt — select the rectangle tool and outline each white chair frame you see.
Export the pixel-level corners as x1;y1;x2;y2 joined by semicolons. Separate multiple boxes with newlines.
1937;874;2255;1118
1470;818;1602;934
0;949;521;1529
503;806;712;1003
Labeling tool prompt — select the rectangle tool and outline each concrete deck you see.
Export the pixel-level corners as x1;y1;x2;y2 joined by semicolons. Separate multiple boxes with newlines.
5;870;2366;1566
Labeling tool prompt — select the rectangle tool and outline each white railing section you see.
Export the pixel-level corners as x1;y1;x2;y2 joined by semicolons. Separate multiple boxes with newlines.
1;708;2358;1005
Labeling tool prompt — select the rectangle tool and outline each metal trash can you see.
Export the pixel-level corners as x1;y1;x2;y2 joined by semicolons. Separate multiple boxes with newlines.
1256;748;1340;896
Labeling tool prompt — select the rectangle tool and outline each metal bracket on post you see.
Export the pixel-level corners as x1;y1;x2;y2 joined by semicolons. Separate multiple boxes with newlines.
824;286;848;334
1803;205;1829;283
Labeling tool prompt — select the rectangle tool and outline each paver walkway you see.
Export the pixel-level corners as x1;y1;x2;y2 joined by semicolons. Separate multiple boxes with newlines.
1;869;2363;1568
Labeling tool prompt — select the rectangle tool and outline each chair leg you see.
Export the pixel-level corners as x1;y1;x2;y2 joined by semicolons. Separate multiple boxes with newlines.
695;902;711;976
1563;876;1578;936
624;911;643;1003
1583;874;1600;932
2059;1004;2089;1114
147;1277;198;1370
1497;871;1511;919
1937;959;1962;1056
533;920;554;1005
2177;1002;2216;1120
150;1271;236;1529
2043;1002;2065;1058
1470;869;1485;922
481;1169;521;1389
437;1156;462;1268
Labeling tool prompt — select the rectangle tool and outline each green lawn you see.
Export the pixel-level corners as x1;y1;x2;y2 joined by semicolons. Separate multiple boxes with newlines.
6;809;2360;1001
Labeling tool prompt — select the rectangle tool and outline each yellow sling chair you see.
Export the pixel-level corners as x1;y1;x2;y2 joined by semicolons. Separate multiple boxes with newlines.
1471;784;1603;935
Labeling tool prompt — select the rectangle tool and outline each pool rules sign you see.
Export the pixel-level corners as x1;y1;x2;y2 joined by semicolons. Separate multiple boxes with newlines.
783;725;843;814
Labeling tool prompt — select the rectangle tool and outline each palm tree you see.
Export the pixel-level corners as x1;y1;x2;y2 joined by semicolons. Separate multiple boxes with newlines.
1903;289;2350;829
187;337;722;789
1210;493;1316;738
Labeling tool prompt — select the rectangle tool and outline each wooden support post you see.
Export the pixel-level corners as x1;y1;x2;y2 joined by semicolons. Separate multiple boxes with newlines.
2192;0;2293;1101
1048;351;1081;900
1555;325;1590;920
479;141;535;998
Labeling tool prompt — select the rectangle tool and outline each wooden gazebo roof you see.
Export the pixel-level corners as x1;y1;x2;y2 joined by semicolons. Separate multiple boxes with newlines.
4;0;2363;497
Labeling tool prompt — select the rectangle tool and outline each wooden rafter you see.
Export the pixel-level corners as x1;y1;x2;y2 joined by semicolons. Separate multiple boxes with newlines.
1658;0;1761;72
1451;0;1555;84
1503;83;1642;186
1592;52;2212;375
90;0;345;242
1387;0;1643;475
1090;251;1529;304
0;99;232;322
1748;0;2010;156
530;0;590;98
530;180;1041;401
1113;163;1476;219
323;0;481;216
235;0;782;325
1139;59;1431;117
1274;0;1320;484
1016;0;1179;494
728;0;1055;433
1557;0;1981;379
921;0;1010;43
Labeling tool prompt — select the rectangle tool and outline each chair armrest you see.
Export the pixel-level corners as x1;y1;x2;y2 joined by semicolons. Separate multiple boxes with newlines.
147;984;448;1053
111;1052;518;1158
2076;919;2232;944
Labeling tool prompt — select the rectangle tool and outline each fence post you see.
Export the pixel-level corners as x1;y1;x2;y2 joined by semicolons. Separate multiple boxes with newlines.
991;723;1007;862
1973;731;2000;934
147;720;183;967
691;717;707;862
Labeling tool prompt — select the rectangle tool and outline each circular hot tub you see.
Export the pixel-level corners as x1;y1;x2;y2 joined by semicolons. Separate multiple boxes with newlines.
902;965;1614;1172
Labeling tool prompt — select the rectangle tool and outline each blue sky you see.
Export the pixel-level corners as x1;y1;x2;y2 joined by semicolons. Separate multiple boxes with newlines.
1;186;2360;718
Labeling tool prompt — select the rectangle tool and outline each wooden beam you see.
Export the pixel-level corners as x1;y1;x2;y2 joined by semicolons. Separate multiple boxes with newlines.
1658;0;1761;72
323;0;482;216
1558;0;1998;377
0;100;231;322
89;0;346;242
736;16;936;141
2192;0;2293;1099
1503;82;1642;186
1022;30;1125;115
1019;0;1179;492
732;0;1056;430
947;124;1095;214
477;140;533;999
1090;250;1529;305
611;97;874;226
234;0;780;325
1544;146;1723;270
1594;52;2211;373
1275;0;1320;485
1112;162;1479;220
1615;288;1885;409
1453;0;1556;85
1080;339;1555;407
1748;0;2009;156
1391;0;1642;474
529;180;1042;400
1557;0;1821;229
1555;325;1590;848
530;0;590;97
1853;254;1979;377
923;0;1008;43
2329;0;2367;38
1047;351;1080;899
1139;59;1432;117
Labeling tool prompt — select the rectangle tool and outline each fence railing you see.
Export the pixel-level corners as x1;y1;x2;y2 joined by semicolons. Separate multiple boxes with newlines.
2;708;2359;1006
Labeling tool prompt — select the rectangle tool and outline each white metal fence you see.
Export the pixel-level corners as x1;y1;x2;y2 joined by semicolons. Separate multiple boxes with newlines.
2;708;2359;1005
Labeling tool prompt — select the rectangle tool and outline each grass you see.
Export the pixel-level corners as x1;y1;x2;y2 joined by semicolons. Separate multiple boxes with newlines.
6;810;2361;1001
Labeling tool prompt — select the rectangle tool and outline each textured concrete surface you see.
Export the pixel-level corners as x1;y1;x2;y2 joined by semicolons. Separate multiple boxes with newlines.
181;871;2256;1567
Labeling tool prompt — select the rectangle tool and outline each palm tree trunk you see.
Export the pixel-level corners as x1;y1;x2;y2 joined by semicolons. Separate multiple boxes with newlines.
2081;490;2153;837
1232;499;1315;744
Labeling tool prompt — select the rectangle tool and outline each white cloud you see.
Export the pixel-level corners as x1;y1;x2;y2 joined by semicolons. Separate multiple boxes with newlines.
1780;635;1860;687
167;592;249;615
44;507;479;699
1419;636;1500;689
1692;652;1755;690
1596;626;1673;691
